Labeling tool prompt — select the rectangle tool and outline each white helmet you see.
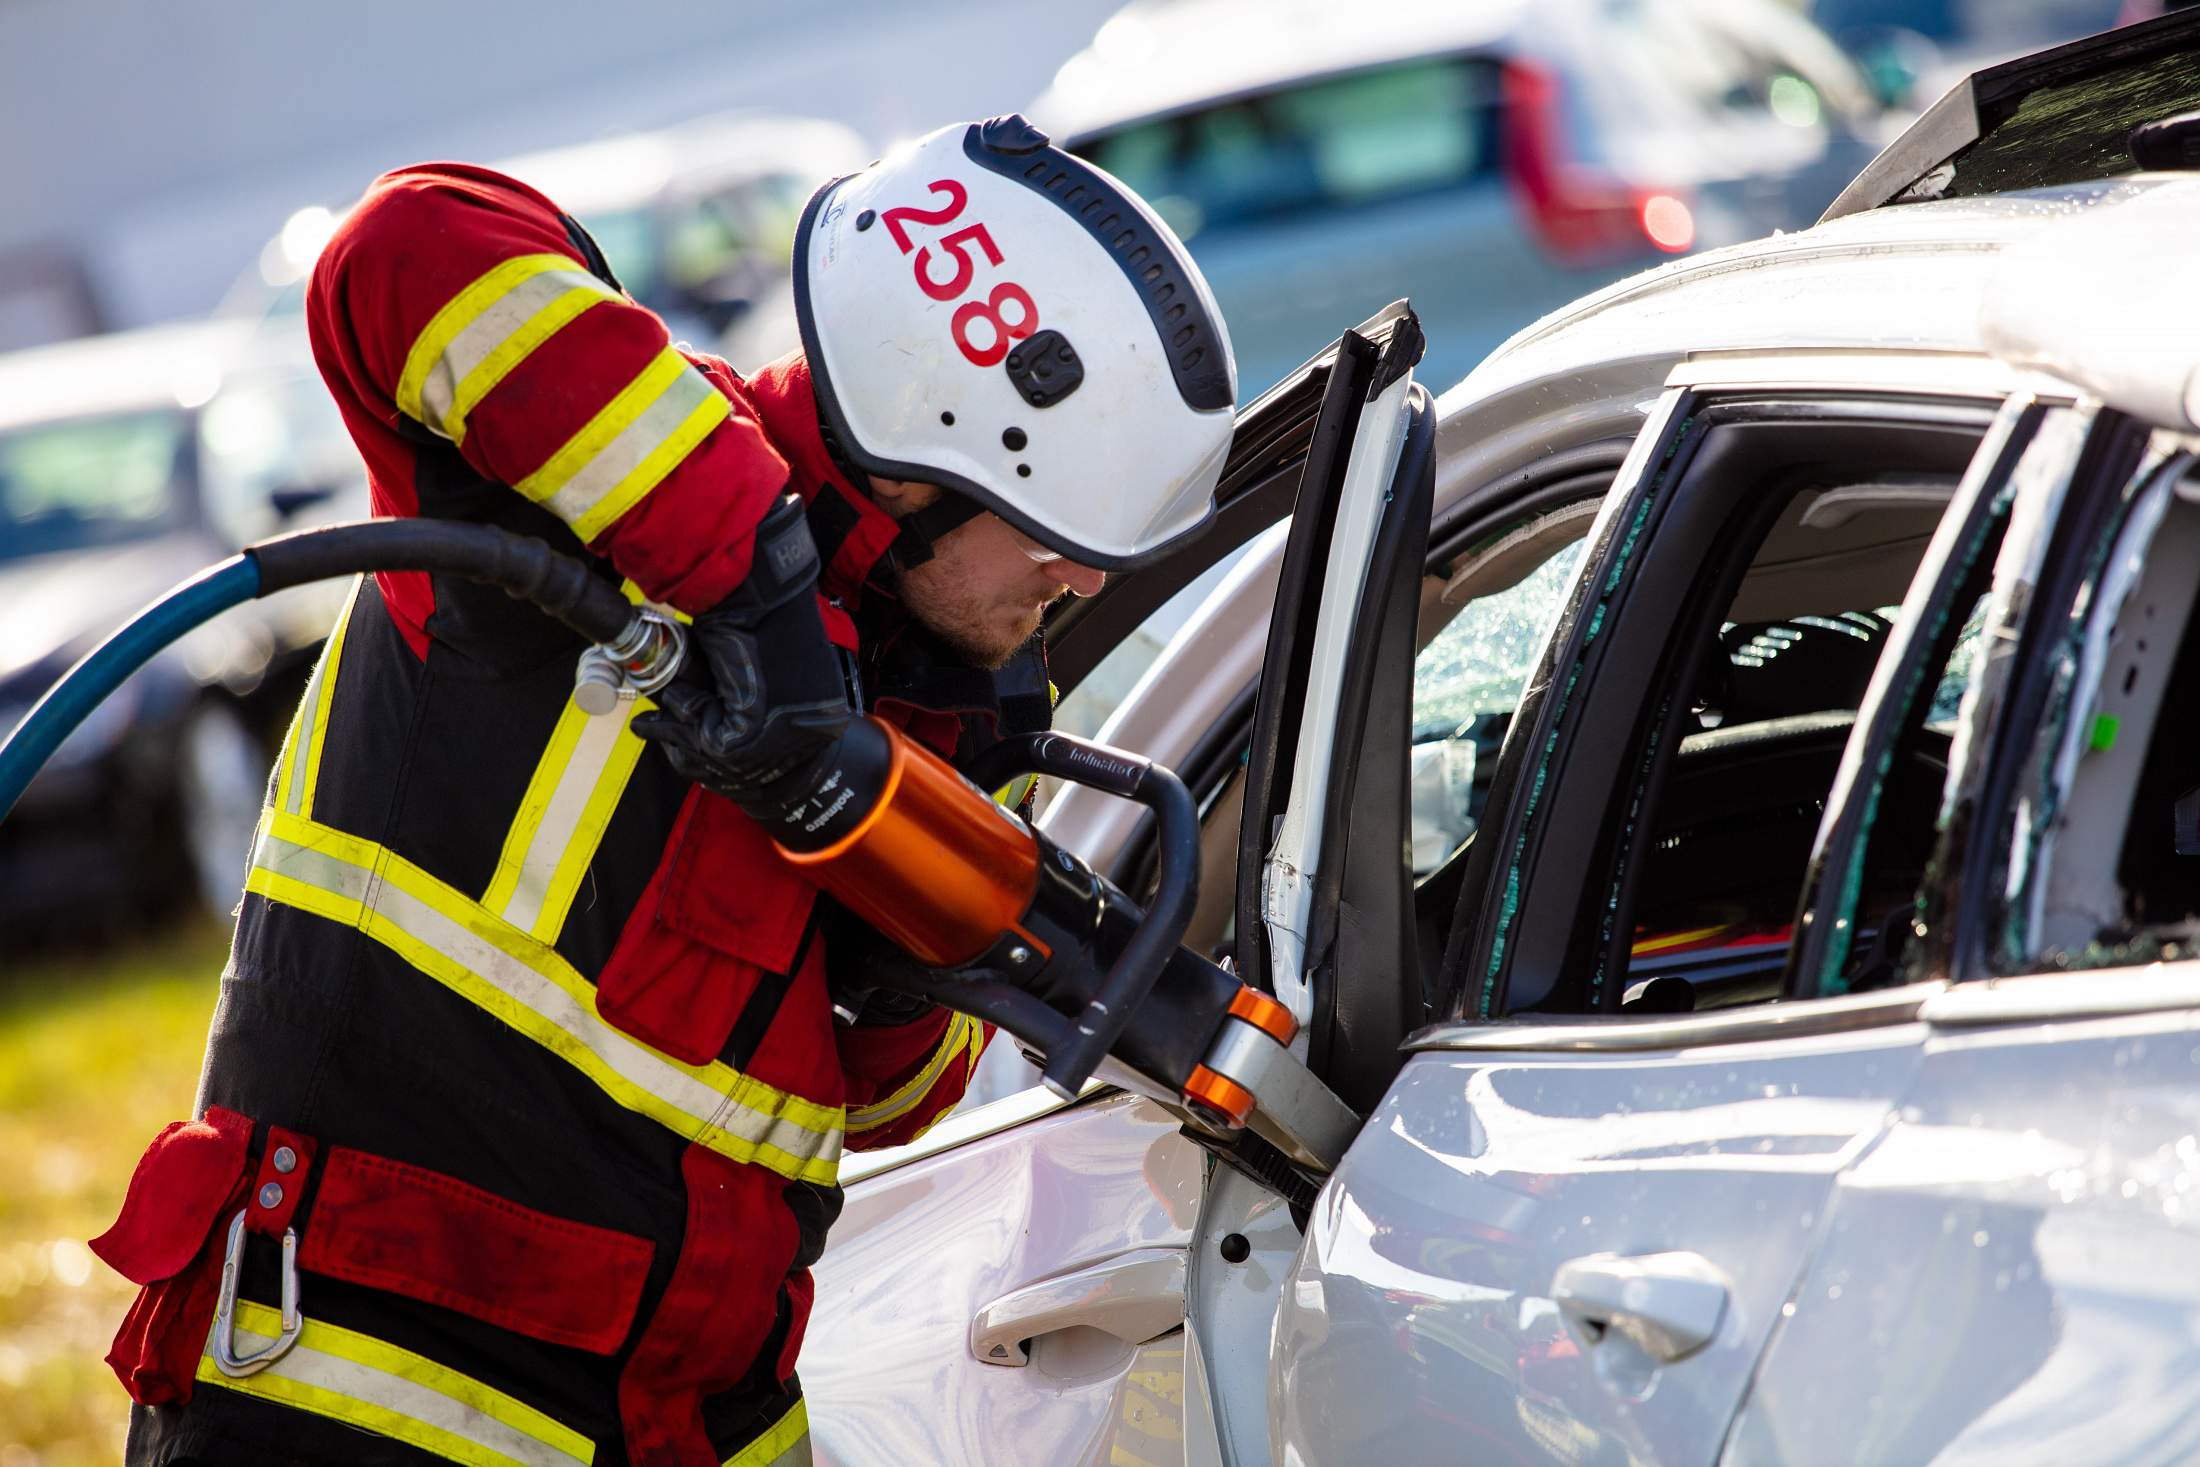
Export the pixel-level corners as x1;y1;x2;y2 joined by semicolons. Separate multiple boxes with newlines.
792;115;1237;570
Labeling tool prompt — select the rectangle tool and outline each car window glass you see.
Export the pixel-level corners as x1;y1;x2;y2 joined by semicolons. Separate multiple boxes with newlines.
577;207;660;303
199;372;359;544
1603;0;1868;127
1409;535;1587;875
1589;474;1977;1013
1053;541;1262;746
0;410;188;562
1986;454;2200;974
1080;57;1500;240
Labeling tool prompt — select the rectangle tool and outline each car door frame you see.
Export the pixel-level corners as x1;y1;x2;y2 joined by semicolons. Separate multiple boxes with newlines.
1726;401;2200;1462
807;306;1434;1467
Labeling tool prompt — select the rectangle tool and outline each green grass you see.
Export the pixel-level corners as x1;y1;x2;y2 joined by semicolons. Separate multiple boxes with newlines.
0;920;228;1462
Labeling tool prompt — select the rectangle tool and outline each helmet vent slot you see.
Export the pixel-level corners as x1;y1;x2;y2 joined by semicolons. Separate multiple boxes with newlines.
968;119;1232;412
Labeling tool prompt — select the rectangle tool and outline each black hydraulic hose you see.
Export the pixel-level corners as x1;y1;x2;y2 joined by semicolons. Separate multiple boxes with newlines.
251;519;636;645
0;519;643;824
965;731;1202;1099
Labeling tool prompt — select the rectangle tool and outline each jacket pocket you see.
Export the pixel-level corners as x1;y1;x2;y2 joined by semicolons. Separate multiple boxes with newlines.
90;1107;254;1404
596;786;817;1066
300;1148;654;1355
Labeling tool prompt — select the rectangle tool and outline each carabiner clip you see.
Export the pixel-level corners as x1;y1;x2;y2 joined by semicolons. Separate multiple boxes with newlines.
210;1208;302;1377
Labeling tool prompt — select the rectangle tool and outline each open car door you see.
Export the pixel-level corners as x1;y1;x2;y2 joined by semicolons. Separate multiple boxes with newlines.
1178;302;1436;1467
798;306;1428;1467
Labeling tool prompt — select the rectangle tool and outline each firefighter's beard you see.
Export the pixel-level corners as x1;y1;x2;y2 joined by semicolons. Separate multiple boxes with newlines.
896;550;1068;670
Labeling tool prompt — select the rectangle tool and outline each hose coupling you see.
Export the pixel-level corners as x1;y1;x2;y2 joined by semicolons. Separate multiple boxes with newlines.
575;609;687;717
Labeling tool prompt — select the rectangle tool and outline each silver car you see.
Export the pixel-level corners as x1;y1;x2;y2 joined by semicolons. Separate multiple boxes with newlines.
806;14;2200;1465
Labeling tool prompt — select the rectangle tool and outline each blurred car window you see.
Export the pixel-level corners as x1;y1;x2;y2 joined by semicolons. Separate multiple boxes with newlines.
1053;537;1264;749
1084;57;1501;240
1601;0;1874;131
1812;0;2123;50
0;409;188;561
197;369;359;545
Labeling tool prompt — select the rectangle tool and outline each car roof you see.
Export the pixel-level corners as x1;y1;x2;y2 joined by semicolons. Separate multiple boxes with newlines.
1028;0;1531;143
0;318;266;434
1432;177;2180;497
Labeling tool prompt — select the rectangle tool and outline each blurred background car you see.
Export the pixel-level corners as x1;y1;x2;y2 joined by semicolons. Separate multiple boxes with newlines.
1033;0;1890;393
729;0;1892;394
229;110;868;356
0;318;363;938
1808;0;2176;112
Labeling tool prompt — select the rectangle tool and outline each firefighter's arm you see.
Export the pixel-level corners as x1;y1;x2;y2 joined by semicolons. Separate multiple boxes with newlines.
308;162;781;612
821;906;993;1150
836;1006;992;1152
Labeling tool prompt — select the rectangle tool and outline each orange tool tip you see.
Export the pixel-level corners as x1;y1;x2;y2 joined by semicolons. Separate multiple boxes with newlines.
1182;1065;1254;1129
1228;987;1298;1045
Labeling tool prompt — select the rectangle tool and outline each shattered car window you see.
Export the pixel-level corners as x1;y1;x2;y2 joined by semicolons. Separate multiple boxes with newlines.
1408;537;1587;875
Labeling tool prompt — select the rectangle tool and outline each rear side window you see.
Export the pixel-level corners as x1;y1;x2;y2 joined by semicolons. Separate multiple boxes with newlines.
1078;57;1502;240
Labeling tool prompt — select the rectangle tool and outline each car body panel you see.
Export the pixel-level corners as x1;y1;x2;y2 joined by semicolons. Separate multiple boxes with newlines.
803;1091;1202;1466
1274;1026;1925;1465
1726;987;2200;1465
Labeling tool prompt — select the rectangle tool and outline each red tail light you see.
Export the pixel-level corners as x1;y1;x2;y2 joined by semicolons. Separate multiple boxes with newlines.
1501;59;1694;264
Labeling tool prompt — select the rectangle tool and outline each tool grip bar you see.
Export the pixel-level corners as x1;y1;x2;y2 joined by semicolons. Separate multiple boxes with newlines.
965;732;1200;1100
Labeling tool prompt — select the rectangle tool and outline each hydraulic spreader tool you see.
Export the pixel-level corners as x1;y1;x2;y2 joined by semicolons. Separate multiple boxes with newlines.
0;518;1358;1182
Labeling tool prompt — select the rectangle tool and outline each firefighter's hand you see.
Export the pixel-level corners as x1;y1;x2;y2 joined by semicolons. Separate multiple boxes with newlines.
632;495;852;819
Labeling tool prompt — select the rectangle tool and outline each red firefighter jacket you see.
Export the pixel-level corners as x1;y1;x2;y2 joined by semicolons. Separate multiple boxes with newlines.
96;163;1007;1467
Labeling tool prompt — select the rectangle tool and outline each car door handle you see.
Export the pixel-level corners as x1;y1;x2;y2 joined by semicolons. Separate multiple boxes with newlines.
1552;1251;1730;1364
970;1247;1187;1367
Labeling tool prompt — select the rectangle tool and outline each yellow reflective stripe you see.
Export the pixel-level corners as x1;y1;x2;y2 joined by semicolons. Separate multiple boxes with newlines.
847;1012;982;1134
198;1300;593;1467
396;253;620;441
621;577;694;626
723;1397;810;1467
902;1019;987;1146
515;347;731;542
273;578;361;817
482;693;651;942
245;809;844;1185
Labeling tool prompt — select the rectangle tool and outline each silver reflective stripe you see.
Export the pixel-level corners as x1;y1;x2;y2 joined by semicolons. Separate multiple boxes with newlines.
415;265;619;440
536;360;722;531
484;694;648;941
200;1301;593;1466
247;813;843;1184
723;1397;809;1467
846;1014;978;1134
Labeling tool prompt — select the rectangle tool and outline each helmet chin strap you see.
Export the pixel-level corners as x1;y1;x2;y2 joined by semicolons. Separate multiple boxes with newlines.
882;493;984;573
815;410;986;575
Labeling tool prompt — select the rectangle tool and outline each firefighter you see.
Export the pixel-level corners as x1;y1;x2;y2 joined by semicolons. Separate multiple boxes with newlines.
89;115;1235;1466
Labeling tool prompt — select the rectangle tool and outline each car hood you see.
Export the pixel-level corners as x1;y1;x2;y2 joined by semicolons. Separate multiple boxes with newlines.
0;534;225;688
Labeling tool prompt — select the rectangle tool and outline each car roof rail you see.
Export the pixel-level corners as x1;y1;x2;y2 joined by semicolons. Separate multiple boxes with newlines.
1821;5;2200;224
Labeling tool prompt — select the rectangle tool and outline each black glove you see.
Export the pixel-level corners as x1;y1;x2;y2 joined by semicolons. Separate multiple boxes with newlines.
820;899;948;1026
632;494;856;829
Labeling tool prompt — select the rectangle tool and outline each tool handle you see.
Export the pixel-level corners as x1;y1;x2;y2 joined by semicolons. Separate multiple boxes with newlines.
965;733;1201;1099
